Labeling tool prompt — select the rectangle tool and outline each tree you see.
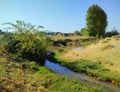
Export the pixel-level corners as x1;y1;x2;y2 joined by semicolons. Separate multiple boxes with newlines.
0;29;5;34
74;30;80;36
80;28;89;36
4;20;47;65
104;28;119;37
86;4;107;37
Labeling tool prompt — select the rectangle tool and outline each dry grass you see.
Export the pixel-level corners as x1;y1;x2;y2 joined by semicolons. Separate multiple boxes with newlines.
0;56;49;92
0;57;105;92
50;35;90;41
62;36;120;75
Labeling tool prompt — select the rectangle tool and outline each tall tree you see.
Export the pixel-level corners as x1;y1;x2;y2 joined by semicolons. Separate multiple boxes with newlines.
86;4;107;37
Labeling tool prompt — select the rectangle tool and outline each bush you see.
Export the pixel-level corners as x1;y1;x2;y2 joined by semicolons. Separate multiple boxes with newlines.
6;39;20;53
80;28;89;36
74;30;80;36
4;20;47;65
104;29;119;37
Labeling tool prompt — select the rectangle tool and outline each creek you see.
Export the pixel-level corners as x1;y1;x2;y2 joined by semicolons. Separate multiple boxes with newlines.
45;48;120;92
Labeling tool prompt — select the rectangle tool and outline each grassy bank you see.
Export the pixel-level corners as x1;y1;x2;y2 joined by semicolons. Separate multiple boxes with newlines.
49;35;97;47
0;58;106;92
0;48;106;92
47;35;120;86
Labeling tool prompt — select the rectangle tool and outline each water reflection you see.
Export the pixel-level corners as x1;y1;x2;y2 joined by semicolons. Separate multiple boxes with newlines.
45;59;120;92
75;47;83;50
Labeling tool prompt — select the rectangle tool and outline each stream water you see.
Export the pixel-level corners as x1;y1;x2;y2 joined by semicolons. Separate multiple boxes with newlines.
45;59;120;92
75;47;83;50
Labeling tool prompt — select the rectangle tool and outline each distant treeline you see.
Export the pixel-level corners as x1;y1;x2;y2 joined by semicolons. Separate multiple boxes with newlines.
47;29;120;38
0;28;119;38
0;29;6;34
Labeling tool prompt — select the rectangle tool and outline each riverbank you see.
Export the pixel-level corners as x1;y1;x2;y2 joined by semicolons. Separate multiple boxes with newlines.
1;34;119;92
0;54;106;92
0;33;107;92
47;35;120;87
45;59;120;92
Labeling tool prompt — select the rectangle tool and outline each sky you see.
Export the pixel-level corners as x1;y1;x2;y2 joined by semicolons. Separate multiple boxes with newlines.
0;0;120;33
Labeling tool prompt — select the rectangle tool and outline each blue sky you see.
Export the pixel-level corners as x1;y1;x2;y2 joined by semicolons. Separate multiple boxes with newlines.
0;0;120;33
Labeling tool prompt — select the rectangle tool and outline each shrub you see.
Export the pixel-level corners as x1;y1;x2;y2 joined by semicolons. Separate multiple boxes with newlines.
74;30;80;36
104;29;119;37
80;28;89;36
4;20;47;65
6;39;20;53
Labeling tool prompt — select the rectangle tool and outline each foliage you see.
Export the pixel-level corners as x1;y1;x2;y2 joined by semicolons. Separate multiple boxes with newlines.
80;28;89;36
4;20;47;64
86;4;107;37
0;33;13;44
0;29;5;34
104;28;119;37
6;39;20;53
74;30;80;36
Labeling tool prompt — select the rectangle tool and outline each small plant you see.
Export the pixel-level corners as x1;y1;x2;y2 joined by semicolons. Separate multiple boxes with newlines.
80;28;89;36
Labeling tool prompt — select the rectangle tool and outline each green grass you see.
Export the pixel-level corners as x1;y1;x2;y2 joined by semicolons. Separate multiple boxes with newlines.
47;50;120;86
2;46;106;92
36;66;106;92
48;51;101;73
0;53;106;92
